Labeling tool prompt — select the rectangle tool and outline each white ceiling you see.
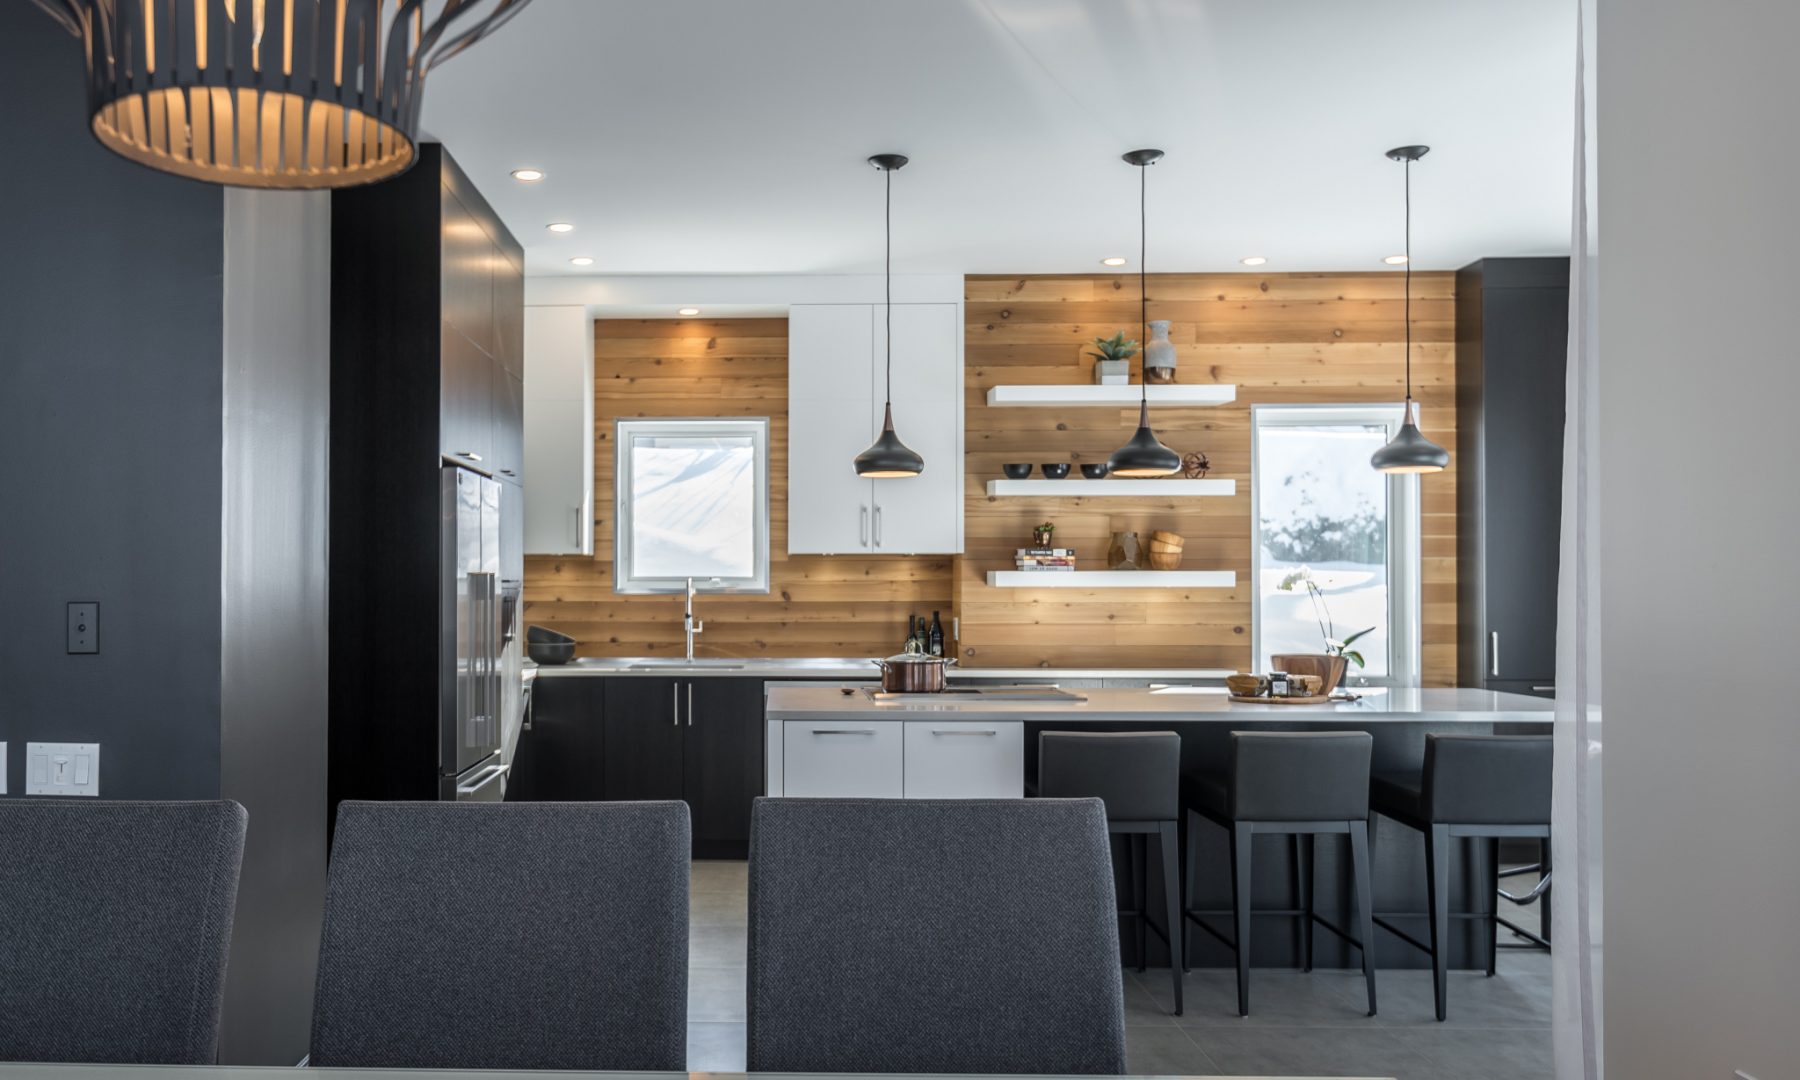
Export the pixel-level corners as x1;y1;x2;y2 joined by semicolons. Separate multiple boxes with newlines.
421;0;1575;279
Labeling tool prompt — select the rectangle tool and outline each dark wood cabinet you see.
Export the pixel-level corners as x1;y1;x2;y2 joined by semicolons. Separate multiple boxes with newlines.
1456;258;1569;695
441;323;492;466
686;679;768;857
491;362;525;483
508;676;605;802
602;677;688;801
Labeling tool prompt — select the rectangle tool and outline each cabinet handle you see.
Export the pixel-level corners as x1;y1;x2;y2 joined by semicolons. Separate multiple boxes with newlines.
860;505;870;547
1532;685;1556;693
671;683;680;726
1490;631;1501;678
874;505;883;547
457;451;483;462
810;728;876;735
931;729;998;736
499;468;516;477
687;682;694;726
570;506;584;549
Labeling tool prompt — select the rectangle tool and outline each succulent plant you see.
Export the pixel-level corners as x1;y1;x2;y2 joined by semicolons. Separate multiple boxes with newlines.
1086;331;1139;364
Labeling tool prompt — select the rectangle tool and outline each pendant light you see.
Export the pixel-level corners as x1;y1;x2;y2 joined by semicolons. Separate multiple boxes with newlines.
1107;149;1182;478
854;154;925;478
1370;145;1451;473
30;0;532;189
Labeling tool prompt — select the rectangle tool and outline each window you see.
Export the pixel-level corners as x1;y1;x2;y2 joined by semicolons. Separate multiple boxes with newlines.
614;418;770;594
1252;405;1422;684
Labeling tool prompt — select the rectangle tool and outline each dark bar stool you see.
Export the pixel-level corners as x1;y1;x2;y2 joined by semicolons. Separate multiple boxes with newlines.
1182;731;1377;1018
1369;733;1552;1021
1038;730;1183;1015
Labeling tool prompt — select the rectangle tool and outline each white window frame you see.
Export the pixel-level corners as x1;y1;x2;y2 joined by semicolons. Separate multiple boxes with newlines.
1250;403;1423;686
614;417;771;595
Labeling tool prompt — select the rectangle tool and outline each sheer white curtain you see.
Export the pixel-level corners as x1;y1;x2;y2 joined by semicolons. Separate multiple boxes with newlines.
1552;0;1602;1076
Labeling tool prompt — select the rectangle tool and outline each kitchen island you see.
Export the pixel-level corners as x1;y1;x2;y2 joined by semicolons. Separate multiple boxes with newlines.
765;683;1552;972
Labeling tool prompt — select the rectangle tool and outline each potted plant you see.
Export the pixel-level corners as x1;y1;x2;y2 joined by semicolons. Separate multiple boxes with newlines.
1033;521;1056;547
1087;331;1138;385
1272;566;1374;694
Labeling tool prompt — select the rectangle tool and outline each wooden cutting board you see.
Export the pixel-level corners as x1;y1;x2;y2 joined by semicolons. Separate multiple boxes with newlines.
1229;694;1334;705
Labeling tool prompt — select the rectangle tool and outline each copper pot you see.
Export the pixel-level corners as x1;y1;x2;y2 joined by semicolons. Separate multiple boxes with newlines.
873;653;957;693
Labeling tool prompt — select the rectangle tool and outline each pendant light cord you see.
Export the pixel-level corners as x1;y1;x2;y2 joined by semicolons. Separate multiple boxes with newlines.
884;163;893;407
1140;160;1148;406
1403;155;1413;408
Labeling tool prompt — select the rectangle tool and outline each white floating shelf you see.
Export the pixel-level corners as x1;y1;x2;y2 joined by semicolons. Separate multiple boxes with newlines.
986;384;1237;408
985;478;1235;498
986;570;1237;589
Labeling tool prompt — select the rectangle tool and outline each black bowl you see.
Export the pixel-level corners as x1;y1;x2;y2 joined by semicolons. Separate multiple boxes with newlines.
1040;463;1072;479
527;625;575;645
528;641;577;665
1080;463;1110;479
1001;463;1033;479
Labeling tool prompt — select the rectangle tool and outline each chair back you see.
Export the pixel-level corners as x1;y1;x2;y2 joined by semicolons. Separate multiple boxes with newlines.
747;797;1127;1075
0;800;247;1065
1228;731;1373;821
310;800;690;1071
1423;734;1553;824
1039;730;1180;821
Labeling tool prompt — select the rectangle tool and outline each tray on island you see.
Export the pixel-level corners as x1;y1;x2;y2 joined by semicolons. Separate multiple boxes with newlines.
1229;693;1333;705
863;686;1087;703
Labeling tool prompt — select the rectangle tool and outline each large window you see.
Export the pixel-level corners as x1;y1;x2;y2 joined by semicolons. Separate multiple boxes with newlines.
1252;405;1422;684
614;418;770;594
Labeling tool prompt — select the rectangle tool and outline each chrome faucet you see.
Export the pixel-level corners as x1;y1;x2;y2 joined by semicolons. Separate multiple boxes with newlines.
684;577;704;661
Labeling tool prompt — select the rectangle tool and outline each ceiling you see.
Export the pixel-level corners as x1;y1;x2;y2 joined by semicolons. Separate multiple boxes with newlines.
421;0;1575;279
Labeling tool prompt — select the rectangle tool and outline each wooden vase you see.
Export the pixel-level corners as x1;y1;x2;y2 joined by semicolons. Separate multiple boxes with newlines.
1107;531;1140;570
1270;653;1348;695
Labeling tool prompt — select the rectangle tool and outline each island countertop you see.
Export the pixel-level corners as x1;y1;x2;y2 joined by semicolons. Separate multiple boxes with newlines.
764;685;1553;724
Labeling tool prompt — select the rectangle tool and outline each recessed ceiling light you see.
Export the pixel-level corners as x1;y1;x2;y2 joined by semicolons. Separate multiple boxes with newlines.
1101;257;1127;267
510;168;545;183
1241;256;1268;267
677;307;701;317
569;256;594;267
1383;254;1409;265
546;222;575;233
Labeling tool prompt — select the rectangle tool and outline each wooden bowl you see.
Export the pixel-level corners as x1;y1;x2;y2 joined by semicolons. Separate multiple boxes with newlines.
1271;653;1347;695
1149;530;1185;551
1225;673;1266;697
1147;550;1182;570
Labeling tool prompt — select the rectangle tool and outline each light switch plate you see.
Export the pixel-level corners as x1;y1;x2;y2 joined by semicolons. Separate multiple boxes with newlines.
26;742;99;796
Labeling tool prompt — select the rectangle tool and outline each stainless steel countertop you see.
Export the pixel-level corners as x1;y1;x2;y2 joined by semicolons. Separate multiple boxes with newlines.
528;657;1237;681
765;685;1554;724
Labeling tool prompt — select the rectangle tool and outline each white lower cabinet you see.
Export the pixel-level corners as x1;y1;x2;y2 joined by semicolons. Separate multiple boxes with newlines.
779;719;1023;798
902;722;1024;799
782;720;904;798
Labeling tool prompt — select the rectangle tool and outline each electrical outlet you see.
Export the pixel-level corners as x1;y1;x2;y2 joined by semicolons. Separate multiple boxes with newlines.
67;602;99;654
26;743;99;796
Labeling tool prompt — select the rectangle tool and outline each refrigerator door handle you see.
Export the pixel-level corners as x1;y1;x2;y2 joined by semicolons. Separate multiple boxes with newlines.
456;762;510;799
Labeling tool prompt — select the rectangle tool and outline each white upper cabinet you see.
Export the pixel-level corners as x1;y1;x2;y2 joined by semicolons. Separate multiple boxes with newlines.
523;305;594;554
788;302;962;555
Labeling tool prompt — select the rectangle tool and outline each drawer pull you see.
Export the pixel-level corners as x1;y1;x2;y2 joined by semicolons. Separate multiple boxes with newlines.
931;729;998;736
810;728;876;736
1531;685;1556;693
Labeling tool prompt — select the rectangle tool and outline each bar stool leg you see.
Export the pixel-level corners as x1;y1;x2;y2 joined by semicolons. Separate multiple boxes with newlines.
1295;834;1314;972
1131;833;1148;972
1158;821;1183;1015
1486;836;1500;977
1425;823;1451;1022
1230;821;1253;1017
1540;837;1553;946
1348;820;1378;1017
1182;810;1199;974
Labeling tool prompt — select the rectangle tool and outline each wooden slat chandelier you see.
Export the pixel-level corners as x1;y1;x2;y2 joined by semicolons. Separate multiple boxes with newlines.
30;0;532;188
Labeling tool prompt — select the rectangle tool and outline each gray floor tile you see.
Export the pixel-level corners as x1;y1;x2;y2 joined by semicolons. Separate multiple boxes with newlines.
1136;967;1375;1028
688;966;747;1021
1189;1024;1438;1080
692;859;748;894
1395;1025;1555;1080
1369;966;1552;1028
691;888;749;928
690;923;748;968
1125;1025;1221;1075
1121;968;1180;1027
686;1021;747;1072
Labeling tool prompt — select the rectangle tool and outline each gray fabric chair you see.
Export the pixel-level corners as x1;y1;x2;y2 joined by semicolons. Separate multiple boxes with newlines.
1370;734;1553;1021
1182;731;1377;1019
310;800;689;1071
1039;730;1183;1014
748;797;1127;1075
0;799;247;1065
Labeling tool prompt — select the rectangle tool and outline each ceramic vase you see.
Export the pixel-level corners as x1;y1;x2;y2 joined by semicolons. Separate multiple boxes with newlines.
1143;319;1177;383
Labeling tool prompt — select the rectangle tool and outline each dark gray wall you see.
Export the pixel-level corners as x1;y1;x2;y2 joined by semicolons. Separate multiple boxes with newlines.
0;1;224;799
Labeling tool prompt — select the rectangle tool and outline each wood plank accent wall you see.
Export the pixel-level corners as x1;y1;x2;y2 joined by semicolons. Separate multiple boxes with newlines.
956;272;1459;684
523;317;950;658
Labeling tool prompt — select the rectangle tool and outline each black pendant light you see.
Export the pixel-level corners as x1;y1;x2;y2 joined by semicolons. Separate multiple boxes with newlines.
1107;149;1183;478
854;154;925;478
1371;145;1451;474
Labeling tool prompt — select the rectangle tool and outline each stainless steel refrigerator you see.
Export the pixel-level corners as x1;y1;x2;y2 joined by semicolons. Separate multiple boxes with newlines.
441;466;510;801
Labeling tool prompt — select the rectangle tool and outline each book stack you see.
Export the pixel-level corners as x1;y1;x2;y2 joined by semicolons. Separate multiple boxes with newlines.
1015;547;1076;571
